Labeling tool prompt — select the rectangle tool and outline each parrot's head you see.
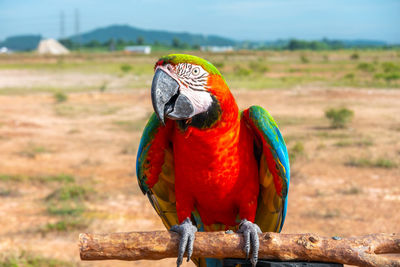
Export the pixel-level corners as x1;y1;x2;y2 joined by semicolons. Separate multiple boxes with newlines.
151;54;236;128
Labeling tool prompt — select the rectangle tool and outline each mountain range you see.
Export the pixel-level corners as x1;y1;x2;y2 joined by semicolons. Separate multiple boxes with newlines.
69;25;236;46
0;24;391;51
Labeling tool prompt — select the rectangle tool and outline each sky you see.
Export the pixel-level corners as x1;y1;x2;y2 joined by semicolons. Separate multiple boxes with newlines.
0;0;399;43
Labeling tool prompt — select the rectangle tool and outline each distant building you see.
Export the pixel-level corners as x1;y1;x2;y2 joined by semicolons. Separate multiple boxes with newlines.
200;46;234;53
37;39;70;55
0;47;12;54
124;46;151;54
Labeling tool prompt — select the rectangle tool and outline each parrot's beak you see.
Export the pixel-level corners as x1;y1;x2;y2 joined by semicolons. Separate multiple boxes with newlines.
151;68;194;125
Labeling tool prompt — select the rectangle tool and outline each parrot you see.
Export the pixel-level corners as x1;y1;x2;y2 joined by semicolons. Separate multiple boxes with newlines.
136;54;290;267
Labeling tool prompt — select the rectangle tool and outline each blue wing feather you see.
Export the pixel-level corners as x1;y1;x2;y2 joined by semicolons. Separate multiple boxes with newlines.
243;106;290;232
136;113;162;193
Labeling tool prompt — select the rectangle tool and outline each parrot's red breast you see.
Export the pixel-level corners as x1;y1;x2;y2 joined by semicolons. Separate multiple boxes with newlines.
170;74;259;226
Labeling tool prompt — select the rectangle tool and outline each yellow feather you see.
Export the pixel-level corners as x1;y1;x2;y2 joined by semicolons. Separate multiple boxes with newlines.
276;157;286;175
259;155;273;188
255;152;283;233
147;147;179;230
160;149;175;184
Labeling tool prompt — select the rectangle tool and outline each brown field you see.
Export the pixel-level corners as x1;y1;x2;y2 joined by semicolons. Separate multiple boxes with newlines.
0;51;399;266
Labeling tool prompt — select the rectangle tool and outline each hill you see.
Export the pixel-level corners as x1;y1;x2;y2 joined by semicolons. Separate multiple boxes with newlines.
242;38;389;50
69;25;236;46
0;35;42;51
341;39;387;47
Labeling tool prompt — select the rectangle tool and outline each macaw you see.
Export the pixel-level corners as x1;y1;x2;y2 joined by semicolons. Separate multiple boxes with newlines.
136;54;290;267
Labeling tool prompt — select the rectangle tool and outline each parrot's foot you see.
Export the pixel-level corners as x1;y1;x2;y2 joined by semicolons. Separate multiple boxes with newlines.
170;218;197;267
237;219;262;267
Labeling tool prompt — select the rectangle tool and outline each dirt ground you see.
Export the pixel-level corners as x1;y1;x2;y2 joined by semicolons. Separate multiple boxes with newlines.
0;54;399;266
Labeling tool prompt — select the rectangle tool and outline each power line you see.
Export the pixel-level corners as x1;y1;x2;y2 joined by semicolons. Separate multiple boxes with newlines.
74;8;81;46
60;10;65;38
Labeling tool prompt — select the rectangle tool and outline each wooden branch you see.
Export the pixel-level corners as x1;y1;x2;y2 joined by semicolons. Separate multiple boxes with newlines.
79;231;400;267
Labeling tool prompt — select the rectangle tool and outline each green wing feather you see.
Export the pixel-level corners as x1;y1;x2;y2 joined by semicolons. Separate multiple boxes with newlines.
242;106;290;233
136;113;179;229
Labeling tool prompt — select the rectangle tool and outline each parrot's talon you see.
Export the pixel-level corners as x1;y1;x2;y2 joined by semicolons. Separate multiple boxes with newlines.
170;217;197;267
237;219;262;267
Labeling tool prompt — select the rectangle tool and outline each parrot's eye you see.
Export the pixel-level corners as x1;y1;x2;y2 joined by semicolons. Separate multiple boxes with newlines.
192;67;200;76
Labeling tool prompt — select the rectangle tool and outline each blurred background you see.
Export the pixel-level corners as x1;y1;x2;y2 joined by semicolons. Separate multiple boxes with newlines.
0;0;399;266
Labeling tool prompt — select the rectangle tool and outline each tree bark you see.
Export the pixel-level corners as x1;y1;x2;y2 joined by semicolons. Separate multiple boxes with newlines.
79;231;400;267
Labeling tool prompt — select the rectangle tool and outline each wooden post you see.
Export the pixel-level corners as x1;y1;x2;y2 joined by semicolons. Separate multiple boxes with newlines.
79;231;400;267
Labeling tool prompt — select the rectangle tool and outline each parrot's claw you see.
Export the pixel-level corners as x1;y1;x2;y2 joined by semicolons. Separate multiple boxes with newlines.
237;219;262;267
170;218;197;267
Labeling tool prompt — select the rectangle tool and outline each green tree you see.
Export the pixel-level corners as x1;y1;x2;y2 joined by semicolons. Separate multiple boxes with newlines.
86;40;101;48
137;36;144;45
117;39;126;46
127;40;135;46
172;37;181;48
287;39;307;50
103;38;114;47
104;38;116;51
59;38;74;49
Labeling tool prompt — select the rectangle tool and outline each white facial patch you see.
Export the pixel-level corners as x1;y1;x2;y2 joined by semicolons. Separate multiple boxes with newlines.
160;63;213;117
175;63;209;92
179;87;213;116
